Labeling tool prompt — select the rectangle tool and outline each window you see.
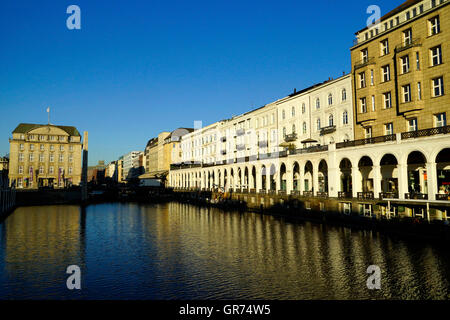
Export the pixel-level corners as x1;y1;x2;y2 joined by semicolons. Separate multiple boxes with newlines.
316;98;320;109
408;118;418;132
328;94;333;105
370;69;374;85
361;48;368;63
365;127;372;139
403;28;412;46
401;55;410;73
39;135;45;141
329;114;334;126
18;166;24;174
435;113;447;127
40;145;44;151
382;65;390;82
402;84;411;102
303;122;307;134
29;153;34;162
384;92;392;109
317;118;321;131
429;16;440;35
39;166;44;175
431;0;436;8
292;124;296;134
19;153;24;162
385;123;394;135
49;167;54;174
302;103;306;113
50;154;54;162
39;154;44;162
69;155;73;163
69;167;73;175
30;144;34;151
416;52;420;70
418;82;422;100
291;106;295;117
406;11;410;20
19;144;24;150
283;127;286;138
282;110;285;120
359;72;366;88
343;111;348;125
360;97;367;113
342;89;347;101
430;45;442;66
60;145;64;152
432;77;444;97
371;95;376;111
50;145;54;151
381;39;389;55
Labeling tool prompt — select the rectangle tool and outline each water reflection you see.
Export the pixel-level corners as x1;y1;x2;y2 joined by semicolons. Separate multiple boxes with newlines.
0;202;449;300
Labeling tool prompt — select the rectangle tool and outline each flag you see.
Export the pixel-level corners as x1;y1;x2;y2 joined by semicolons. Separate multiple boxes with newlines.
47;107;50;113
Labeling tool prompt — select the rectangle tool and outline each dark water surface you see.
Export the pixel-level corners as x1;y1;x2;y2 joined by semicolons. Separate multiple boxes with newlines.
0;202;449;300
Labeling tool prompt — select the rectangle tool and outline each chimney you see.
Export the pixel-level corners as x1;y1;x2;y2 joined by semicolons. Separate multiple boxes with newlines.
294;88;297;94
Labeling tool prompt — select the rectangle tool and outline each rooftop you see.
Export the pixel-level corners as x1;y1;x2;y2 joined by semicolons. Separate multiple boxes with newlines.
12;123;81;137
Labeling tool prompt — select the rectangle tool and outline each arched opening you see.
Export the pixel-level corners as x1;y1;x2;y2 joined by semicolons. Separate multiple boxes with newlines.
293;162;300;192
236;167;242;190
269;164;276;191
318;160;328;193
304;161;313;193
251;166;256;190
358;156;374;194
244;167;249;190
436;148;450;199
280;163;287;191
230;168;235;191
261;165;267;191
224;169;228;190
380;154;398;196
407;151;427;197
339;158;352;195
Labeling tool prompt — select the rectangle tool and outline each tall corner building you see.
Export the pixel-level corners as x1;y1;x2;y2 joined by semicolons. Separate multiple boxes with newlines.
8;123;83;189
351;0;449;139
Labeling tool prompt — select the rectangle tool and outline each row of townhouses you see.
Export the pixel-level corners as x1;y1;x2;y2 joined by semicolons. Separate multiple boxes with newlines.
167;0;450;219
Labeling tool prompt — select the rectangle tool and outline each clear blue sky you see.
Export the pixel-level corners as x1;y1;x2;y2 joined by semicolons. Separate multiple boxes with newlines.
0;0;399;165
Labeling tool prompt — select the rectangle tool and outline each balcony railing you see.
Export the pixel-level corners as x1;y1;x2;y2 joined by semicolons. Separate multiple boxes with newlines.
259;189;266;194
320;126;336;136
316;191;329;198
284;133;297;142
336;134;395;149
291;145;328;155
405;193;428;200
236;144;246;151
338;191;353;199
278;190;287;196
358;192;374;200
291;190;301;196
241;189;248;194
303;191;314;197
436;194;450;201
249;189;256;194
401;125;450;140
379;192;399;199
268;189;276;195
354;57;375;70
395;38;421;53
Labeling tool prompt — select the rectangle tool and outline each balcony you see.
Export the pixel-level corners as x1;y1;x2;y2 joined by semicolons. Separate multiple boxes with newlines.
379;192;399;199
354;57;375;70
395;38;421;53
291;190;301;196
259;189;266;194
320;126;336;136
249;189;256;194
278;190;287;196
268;190;276;195
303;191;314;197
236;128;245;136
338;192;353;199
405;193;428;200
436;194;450;201
401;125;450;140
291;145;328;155
258;141;268;148
336;134;395;149
357;192;374;200
236;144;246;151
241;189;248;194
284;133;297;142
316;191;329;198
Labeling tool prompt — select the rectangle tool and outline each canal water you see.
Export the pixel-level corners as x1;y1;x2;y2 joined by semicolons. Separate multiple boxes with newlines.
0;202;449;300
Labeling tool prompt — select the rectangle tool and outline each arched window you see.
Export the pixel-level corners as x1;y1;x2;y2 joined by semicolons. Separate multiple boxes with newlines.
282;110;285;120
292;106;295;117
329;114;334;126
317;118;321;131
292;124;296;134
303;122;307;134
328;94;333;105
316;98;320;109
342;89;347;101
343;111;348;125
302;103;306;114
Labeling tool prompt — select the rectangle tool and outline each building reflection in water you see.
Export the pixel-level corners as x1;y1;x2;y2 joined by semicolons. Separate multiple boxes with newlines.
0;202;449;299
